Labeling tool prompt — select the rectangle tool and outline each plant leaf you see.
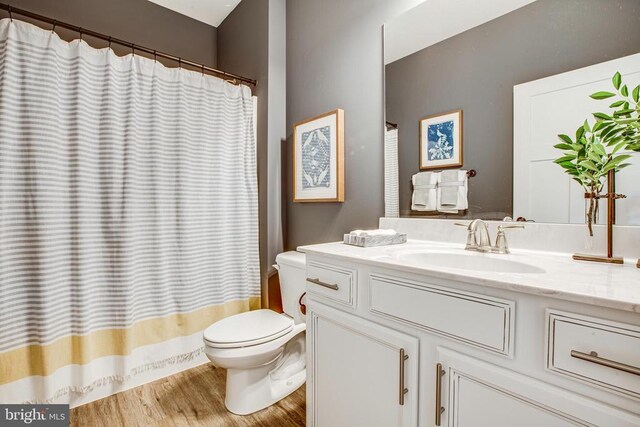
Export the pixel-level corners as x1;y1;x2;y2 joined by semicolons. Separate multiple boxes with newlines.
578;160;598;172
592;143;606;156
609;100;625;108
593;112;612;120
621;85;629;97
614;108;635;117
553;143;574;151
590;91;616;100
612;140;627;154
612;72;622;90
554;155;576;164
633;85;640;103
557;134;573;145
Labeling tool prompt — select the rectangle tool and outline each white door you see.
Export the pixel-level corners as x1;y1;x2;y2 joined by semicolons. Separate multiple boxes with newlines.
307;302;419;427
436;347;640;427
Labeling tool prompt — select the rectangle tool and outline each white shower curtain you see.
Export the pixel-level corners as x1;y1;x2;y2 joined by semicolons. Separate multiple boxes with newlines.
385;128;399;217
0;19;260;405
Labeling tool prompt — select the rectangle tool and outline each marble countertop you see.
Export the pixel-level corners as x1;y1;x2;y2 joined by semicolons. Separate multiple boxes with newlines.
298;240;640;313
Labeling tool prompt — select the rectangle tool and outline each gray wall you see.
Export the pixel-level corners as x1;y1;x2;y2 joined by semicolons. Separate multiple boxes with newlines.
285;0;422;249
386;0;640;218
8;0;217;67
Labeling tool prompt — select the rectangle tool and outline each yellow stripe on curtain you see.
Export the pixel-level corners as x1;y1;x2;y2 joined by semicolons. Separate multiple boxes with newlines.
0;297;261;386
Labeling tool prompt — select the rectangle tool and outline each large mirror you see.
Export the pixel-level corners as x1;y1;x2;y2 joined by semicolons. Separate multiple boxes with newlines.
384;0;640;225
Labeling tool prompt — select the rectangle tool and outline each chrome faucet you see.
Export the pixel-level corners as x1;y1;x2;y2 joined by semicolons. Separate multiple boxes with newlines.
456;219;492;252
455;220;523;254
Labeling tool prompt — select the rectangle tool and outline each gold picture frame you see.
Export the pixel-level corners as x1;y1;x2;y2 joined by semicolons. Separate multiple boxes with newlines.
293;109;345;202
419;109;463;171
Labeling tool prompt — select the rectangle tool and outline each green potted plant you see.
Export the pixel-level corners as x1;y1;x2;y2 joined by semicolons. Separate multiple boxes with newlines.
554;72;639;236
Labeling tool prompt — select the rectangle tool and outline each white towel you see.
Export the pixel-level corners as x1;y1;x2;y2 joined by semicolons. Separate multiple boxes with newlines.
437;169;468;213
411;172;438;211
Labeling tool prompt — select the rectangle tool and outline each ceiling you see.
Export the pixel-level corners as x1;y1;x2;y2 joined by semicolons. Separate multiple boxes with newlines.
147;0;242;27
385;0;539;64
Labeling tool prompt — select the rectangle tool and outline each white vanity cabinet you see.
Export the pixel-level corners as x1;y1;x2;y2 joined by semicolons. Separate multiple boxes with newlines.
303;250;640;427
436;348;638;427
307;302;419;427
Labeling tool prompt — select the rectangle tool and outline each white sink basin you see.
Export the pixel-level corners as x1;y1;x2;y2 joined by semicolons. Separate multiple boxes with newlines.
396;251;545;274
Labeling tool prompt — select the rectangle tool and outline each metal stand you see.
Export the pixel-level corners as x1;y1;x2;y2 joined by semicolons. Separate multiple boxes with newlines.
573;170;625;265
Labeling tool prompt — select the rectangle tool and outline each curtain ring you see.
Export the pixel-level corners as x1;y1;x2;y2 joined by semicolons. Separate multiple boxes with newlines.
8;5;12;22
201;64;205;76
178;58;182;69
153;50;157;63
79;28;83;41
131;44;135;55
51;19;56;33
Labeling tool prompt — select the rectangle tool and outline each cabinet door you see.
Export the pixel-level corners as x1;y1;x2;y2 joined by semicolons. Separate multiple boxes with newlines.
435;348;640;427
308;302;419;427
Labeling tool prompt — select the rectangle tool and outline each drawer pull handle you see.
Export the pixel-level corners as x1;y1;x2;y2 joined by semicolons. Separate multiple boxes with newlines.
307;277;339;291
571;350;640;376
435;363;445;426
399;348;409;405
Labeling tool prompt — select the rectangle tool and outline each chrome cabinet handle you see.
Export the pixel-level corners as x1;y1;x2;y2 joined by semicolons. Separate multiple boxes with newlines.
571;350;640;376
435;363;445;426
399;348;409;405
306;277;339;291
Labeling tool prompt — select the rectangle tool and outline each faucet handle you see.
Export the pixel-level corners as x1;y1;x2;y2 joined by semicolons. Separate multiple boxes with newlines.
454;222;477;249
494;225;523;254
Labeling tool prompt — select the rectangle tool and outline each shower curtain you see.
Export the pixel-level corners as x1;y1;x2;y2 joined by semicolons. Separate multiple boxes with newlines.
0;20;260;405
385;128;399;218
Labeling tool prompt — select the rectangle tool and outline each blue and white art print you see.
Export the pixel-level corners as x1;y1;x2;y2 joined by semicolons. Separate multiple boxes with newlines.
301;126;331;189
420;110;463;170
294;109;345;202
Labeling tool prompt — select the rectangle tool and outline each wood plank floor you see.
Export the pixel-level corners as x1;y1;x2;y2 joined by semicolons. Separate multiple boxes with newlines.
70;364;305;427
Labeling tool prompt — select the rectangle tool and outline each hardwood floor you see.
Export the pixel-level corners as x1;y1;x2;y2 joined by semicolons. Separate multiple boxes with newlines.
70;364;306;427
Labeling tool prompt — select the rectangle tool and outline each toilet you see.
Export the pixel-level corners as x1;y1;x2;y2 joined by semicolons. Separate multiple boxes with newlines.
203;251;307;415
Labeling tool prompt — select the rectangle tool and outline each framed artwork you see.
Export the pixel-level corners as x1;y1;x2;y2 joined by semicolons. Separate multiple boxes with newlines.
293;109;345;202
419;109;463;170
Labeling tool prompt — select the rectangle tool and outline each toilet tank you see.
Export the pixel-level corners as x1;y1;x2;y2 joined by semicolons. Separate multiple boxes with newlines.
275;251;306;324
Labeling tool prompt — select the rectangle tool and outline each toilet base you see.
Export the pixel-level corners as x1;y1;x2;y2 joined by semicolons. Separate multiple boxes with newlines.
224;332;306;415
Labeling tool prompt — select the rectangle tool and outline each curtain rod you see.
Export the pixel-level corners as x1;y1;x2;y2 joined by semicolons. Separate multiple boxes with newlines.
0;3;257;87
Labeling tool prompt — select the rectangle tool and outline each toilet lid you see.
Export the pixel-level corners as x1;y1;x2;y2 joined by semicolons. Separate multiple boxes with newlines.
203;309;294;348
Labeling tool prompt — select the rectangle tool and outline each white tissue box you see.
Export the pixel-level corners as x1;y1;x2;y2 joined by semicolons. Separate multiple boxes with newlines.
343;233;407;247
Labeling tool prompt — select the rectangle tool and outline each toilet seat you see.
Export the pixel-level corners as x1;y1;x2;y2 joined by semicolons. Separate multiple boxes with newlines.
203;309;294;349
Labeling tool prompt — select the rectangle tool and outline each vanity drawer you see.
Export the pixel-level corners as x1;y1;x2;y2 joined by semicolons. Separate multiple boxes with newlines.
547;311;640;399
369;274;514;356
306;261;356;307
